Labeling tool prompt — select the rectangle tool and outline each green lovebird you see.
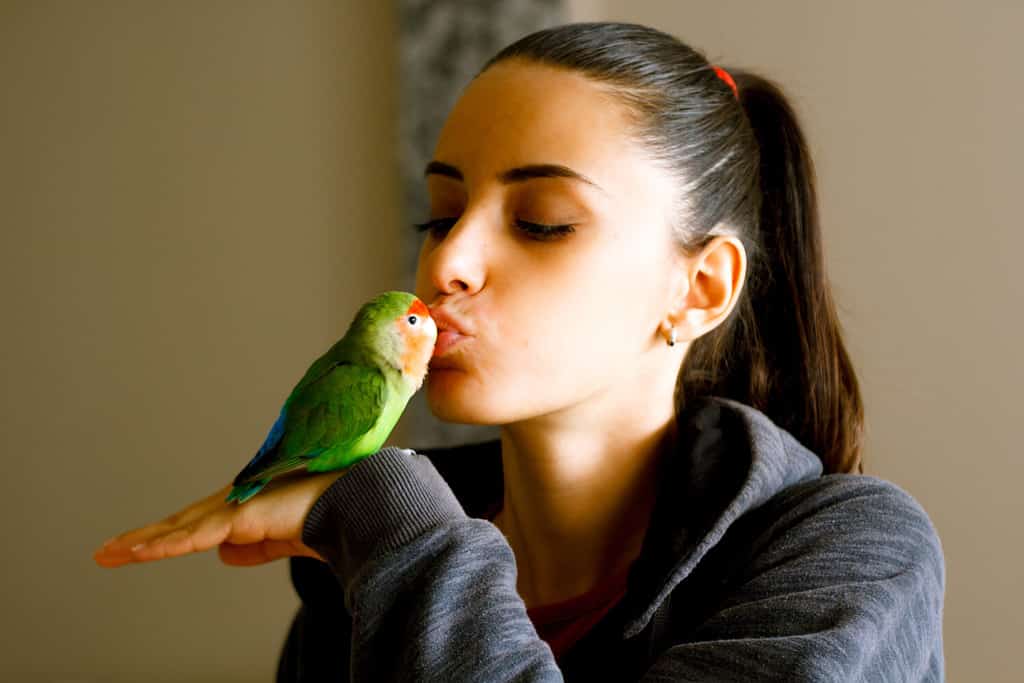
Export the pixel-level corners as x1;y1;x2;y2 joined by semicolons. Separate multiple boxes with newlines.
225;291;437;504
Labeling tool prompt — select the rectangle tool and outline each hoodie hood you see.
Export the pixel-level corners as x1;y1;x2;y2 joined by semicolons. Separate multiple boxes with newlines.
616;396;823;637
419;395;824;640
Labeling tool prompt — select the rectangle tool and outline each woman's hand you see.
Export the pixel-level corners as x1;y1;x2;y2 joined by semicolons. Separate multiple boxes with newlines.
92;469;347;568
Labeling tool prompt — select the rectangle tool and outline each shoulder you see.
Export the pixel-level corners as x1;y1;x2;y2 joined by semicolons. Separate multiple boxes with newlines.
679;474;946;672
735;473;945;598
771;473;941;550
649;473;947;680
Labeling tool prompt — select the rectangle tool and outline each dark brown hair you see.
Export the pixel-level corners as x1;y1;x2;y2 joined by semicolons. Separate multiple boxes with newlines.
480;22;864;474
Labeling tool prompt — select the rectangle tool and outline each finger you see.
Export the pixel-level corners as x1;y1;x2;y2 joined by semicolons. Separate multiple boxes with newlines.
93;484;234;563
93;547;135;568
124;511;235;564
96;520;176;554
93;526;175;567
95;508;232;567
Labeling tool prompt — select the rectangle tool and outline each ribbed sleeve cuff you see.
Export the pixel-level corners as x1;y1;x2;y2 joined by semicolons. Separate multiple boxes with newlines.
301;446;468;587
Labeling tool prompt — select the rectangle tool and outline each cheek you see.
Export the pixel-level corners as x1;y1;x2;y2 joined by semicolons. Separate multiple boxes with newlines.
498;245;646;367
494;300;616;399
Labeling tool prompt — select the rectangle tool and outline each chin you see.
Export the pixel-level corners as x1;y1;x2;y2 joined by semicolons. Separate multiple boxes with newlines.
424;372;563;426
424;371;505;425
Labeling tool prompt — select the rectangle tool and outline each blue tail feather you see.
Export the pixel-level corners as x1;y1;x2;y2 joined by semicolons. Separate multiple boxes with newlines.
225;479;268;504
233;406;290;487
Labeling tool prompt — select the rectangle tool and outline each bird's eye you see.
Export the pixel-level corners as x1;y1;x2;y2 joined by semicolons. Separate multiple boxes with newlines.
407;315;418;325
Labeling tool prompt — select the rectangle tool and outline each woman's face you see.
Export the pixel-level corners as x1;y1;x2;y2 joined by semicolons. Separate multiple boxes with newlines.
414;59;685;426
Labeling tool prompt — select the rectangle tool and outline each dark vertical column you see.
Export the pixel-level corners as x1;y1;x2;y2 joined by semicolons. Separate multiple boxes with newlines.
394;0;566;448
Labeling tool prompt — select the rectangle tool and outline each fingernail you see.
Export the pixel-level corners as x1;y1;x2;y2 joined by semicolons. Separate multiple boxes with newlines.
101;537;119;548
131;542;146;552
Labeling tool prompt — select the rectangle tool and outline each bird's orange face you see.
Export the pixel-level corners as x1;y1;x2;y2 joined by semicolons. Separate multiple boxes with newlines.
396;298;437;387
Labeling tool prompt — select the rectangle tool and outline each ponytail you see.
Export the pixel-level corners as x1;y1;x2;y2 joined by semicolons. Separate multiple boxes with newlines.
678;72;865;474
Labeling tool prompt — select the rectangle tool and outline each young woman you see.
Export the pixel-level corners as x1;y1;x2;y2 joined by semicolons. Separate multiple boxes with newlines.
94;22;945;681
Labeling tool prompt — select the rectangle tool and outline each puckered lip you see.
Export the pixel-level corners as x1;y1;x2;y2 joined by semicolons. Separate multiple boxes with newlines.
428;305;473;337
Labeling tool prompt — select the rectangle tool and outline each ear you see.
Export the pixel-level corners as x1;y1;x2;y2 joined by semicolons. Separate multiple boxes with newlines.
662;234;747;343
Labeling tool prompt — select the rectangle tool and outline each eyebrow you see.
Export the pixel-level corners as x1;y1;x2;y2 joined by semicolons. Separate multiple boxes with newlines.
423;160;607;195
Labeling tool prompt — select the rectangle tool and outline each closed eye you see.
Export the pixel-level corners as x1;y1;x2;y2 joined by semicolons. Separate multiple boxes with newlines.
411;218;575;241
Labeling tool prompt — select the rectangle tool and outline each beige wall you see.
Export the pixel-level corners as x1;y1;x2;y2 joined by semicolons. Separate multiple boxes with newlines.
566;1;1024;681
1;1;400;680
2;0;1020;680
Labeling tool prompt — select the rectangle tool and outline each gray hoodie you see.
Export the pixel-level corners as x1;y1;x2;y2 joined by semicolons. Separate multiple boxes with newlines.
277;395;945;681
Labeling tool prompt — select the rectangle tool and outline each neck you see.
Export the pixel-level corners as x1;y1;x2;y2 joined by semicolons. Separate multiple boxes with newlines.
492;379;678;608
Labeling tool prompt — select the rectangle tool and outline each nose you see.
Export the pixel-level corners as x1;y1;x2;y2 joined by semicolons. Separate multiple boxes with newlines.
419;213;487;299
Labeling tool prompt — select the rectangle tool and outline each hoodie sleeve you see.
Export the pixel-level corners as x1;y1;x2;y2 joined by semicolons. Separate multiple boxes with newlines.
284;446;564;682
638;475;946;682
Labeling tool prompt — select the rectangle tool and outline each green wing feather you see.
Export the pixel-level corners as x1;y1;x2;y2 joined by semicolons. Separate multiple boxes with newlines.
280;362;388;467
231;362;388;487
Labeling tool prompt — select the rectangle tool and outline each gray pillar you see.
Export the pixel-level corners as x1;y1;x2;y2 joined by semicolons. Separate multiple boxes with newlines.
394;0;566;448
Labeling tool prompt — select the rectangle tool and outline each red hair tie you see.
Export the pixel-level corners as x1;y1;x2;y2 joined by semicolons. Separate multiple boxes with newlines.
713;66;738;100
